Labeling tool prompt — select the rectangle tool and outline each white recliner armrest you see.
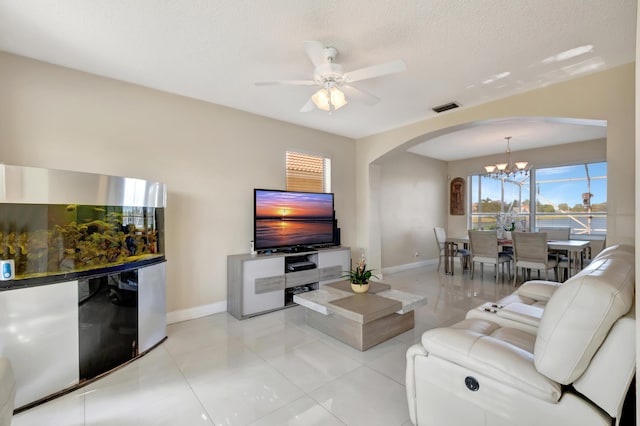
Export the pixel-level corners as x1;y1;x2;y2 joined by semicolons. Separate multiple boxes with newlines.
516;280;562;302
496;303;544;328
420;320;561;402
406;344;428;426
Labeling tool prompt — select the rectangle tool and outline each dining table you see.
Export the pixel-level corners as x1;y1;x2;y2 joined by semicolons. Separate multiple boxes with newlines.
445;236;591;279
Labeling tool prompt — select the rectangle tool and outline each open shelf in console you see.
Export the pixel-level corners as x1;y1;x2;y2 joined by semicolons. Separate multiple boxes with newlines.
284;253;319;293
285;254;317;272
227;246;351;319
285;282;318;306
284;253;319;306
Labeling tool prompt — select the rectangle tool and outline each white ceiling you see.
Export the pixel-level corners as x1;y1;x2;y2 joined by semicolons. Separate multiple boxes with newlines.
0;1;636;158
407;117;608;161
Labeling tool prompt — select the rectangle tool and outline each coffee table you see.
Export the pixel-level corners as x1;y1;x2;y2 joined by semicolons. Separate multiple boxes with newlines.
293;281;427;351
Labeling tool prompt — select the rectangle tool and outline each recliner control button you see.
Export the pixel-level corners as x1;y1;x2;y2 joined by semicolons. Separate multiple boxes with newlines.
465;376;480;391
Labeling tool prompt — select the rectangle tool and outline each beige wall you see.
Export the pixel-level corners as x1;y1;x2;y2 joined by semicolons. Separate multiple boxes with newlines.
1;50;634;319
376;152;447;268
356;64;635;272
0;52;357;319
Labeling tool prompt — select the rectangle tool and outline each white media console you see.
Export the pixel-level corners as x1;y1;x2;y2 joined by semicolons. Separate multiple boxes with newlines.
227;246;351;319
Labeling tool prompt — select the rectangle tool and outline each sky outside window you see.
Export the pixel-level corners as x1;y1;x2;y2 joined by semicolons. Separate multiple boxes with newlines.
536;162;607;209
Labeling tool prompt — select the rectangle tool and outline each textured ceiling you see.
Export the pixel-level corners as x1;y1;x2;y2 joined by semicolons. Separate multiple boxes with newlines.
0;0;636;158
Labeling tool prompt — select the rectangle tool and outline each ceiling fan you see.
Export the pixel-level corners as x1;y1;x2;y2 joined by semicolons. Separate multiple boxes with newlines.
255;41;406;113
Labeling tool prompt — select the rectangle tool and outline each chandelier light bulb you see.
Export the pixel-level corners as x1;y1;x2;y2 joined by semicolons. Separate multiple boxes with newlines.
484;136;531;179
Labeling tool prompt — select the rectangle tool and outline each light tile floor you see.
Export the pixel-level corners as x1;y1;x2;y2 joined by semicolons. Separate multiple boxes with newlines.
12;263;515;426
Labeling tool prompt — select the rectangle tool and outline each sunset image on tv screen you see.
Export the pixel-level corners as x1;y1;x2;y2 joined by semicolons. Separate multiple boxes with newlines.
255;190;334;249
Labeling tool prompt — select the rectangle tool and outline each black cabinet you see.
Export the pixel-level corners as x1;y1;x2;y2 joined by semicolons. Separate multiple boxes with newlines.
78;271;138;381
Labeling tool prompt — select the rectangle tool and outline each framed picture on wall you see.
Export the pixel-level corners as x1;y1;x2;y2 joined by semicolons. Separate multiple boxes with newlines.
450;177;464;215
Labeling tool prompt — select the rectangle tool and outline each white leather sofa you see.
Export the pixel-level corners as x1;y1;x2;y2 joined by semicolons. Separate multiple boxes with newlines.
0;357;15;426
465;244;634;334
406;244;635;426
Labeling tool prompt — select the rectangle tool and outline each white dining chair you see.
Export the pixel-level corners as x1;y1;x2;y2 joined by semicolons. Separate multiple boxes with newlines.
512;231;559;286
434;227;470;273
468;230;511;283
537;227;570;240
539;226;571;269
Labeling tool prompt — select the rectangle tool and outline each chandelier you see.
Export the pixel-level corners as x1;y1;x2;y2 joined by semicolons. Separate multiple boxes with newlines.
484;136;530;179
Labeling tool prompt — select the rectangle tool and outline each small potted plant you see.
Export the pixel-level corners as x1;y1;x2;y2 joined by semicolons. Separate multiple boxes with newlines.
343;253;379;294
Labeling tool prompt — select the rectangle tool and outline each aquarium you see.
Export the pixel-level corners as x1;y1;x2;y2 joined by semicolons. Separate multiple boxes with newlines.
0;164;167;285
0;203;164;280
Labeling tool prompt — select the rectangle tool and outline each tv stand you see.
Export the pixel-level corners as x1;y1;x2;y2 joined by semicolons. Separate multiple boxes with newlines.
227;246;351;319
286;246;315;254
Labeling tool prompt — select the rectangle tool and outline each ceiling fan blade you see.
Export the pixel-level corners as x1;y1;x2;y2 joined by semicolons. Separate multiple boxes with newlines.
255;80;317;86
300;97;315;112
304;40;325;67
341;85;380;106
344;60;406;83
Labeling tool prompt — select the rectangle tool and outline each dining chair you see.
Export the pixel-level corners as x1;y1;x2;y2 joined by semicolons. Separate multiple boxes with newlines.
468;230;511;283
434;226;470;273
539;226;571;268
537;227;570;240
512;231;559;285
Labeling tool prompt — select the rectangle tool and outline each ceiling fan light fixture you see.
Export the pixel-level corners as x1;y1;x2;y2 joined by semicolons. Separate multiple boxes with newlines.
312;86;347;111
312;88;331;111
257;41;405;113
329;87;347;109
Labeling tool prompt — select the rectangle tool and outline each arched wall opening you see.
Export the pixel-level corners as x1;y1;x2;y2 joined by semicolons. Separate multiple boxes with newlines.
370;117;607;271
354;64;633;275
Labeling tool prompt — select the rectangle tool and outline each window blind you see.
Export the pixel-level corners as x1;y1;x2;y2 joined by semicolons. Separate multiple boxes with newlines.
286;151;328;193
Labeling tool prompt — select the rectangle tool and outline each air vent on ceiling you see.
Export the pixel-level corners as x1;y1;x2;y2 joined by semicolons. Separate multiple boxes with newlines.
432;102;460;113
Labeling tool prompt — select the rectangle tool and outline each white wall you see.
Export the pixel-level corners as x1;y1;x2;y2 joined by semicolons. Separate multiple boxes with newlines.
376;152;447;268
0;52;357;319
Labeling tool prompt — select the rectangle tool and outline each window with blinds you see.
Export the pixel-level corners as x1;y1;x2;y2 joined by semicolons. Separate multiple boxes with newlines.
286;151;331;193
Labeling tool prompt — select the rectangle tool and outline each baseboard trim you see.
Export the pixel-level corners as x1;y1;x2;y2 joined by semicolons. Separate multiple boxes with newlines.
167;300;227;324
382;258;438;275
167;258;439;323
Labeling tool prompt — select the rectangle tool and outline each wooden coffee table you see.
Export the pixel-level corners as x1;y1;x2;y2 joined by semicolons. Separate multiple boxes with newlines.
293;281;427;351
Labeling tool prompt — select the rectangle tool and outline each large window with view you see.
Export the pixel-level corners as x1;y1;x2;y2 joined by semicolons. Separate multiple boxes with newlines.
469;162;606;236
534;162;606;235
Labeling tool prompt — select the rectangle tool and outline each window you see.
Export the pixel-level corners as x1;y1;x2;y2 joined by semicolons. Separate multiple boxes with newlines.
469;161;607;236
534;162;607;235
286;151;331;193
469;175;529;231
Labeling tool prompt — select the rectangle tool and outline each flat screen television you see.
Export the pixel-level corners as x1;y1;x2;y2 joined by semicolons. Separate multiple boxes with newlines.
254;189;335;251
